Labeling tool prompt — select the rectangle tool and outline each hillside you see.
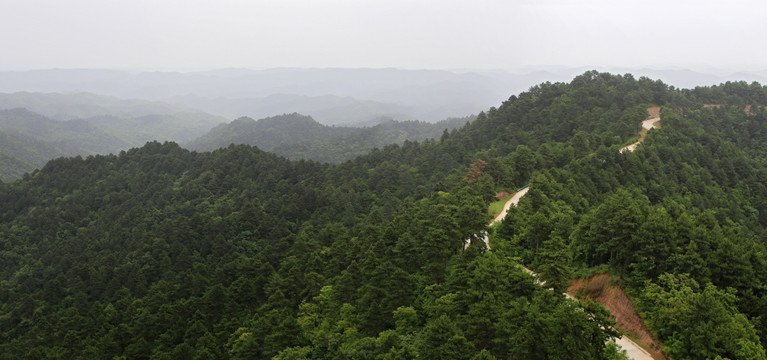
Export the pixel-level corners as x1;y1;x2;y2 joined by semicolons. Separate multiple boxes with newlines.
0;92;225;142
0;91;212;120
187;113;471;163
81;112;225;144
0;108;132;155
0;68;525;123
4;68;766;124
1;72;767;359
0;130;66;182
170;93;412;126
0;95;225;181
0;108;134;180
187;113;343;153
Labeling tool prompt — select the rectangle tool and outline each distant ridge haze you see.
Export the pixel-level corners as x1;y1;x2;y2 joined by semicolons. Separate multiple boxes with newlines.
1;67;766;125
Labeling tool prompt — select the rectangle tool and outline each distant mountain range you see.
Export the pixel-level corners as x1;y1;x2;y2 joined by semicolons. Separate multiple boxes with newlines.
170;94;410;127
0;103;470;181
0;106;222;182
0;91;201;120
0;68;516;124
0;108;129;154
186;113;472;163
0;129;66;181
1;67;765;125
0;67;767;126
2;66;766;180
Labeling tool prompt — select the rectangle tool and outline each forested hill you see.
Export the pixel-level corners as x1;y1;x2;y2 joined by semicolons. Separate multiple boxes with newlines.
186;113;345;152
0;108;131;181
0;92;225;145
186;113;471;163
2;71;767;359
0;108;131;154
0;130;67;182
0;105;223;182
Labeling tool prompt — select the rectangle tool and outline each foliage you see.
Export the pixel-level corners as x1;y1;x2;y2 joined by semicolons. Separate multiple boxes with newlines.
639;274;766;359
492;74;767;356
0;106;222;181
2;71;767;358
186;113;472;163
0;129;66;181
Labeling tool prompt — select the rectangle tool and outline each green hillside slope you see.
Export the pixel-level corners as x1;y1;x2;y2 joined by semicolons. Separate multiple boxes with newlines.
0;130;66;181
0;108;132;155
187;113;470;163
0;103;224;181
187;113;344;152
1;72;767;359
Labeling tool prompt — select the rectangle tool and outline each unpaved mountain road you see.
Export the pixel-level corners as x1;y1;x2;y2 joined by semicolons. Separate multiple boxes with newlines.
616;336;654;360
475;187;531;249
518;265;653;360
485;109;660;360
609;111;660;360
620;117;661;153
492;187;529;223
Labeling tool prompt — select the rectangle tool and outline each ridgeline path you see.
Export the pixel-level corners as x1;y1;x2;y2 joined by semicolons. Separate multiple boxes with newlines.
473;187;530;249
620;117;661;153
492;187;530;223
482;108;660;360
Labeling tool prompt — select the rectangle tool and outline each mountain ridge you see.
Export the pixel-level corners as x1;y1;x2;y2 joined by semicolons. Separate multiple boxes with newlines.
186;112;472;163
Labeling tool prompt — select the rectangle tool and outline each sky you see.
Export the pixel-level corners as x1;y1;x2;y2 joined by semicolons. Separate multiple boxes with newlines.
1;0;766;72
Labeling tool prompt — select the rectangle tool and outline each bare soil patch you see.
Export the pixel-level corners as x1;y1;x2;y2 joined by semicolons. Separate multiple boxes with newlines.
745;104;763;115
646;106;661;118
495;191;512;201
703;103;760;115
568;275;667;360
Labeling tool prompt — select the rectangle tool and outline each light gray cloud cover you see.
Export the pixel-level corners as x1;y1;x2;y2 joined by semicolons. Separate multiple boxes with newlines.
1;0;765;71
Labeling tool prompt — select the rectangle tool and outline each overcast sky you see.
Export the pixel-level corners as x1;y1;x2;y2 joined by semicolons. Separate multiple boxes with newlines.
1;0;765;72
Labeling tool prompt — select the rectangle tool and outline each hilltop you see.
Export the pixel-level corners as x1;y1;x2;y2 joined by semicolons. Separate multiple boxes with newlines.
186;113;471;163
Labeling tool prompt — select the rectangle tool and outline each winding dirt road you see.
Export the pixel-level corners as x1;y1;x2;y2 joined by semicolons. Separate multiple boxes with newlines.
519;265;653;359
620;117;661;153
492;187;529;223
485;109;660;360
474;187;531;249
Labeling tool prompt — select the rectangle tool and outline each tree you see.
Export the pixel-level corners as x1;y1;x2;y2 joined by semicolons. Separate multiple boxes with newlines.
509;145;536;186
639;273;766;360
571;189;646;271
465;158;487;181
415;314;474;360
537;235;572;293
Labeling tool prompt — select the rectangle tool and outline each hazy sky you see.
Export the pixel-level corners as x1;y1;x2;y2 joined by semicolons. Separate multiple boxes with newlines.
2;0;765;71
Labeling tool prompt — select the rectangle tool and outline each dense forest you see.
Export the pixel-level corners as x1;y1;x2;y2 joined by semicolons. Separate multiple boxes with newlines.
2;71;767;359
186;113;471;163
